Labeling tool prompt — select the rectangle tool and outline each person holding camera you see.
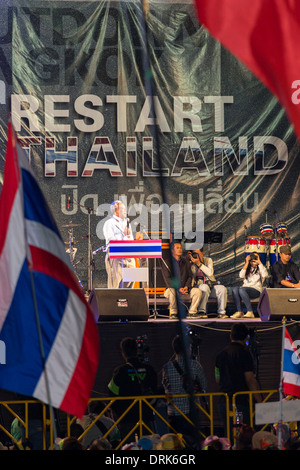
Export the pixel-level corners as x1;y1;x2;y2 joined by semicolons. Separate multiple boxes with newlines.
231;252;268;319
161;241;202;319
188;248;228;319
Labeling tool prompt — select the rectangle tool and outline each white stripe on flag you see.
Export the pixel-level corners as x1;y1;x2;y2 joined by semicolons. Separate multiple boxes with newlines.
0;188;26;330
25;219;73;270
33;289;86;409
285;337;295;351
284;371;300;387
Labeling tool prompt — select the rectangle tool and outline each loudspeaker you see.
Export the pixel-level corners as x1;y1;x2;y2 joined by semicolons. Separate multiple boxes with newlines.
258;288;300;321
89;288;149;322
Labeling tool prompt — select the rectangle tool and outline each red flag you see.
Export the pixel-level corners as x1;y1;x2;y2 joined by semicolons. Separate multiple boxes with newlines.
194;0;300;139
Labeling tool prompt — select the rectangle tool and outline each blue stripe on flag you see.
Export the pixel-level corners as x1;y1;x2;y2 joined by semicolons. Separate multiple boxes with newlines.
22;168;61;238
0;260;69;396
284;348;300;375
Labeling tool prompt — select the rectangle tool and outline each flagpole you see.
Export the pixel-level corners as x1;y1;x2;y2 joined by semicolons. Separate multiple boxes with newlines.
278;315;286;450
136;0;201;448
28;267;58;447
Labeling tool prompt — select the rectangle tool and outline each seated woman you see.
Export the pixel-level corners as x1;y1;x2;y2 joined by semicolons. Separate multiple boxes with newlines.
231;252;268;319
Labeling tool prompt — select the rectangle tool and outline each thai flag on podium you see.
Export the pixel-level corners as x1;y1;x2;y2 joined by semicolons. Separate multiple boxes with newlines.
0;123;100;417
282;324;300;398
109;240;162;258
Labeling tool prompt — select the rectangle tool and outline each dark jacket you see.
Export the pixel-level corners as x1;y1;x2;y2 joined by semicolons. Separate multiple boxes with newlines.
271;259;300;288
160;255;193;290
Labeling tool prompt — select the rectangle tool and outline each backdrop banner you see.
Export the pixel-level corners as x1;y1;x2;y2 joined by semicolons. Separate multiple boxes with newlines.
0;0;299;290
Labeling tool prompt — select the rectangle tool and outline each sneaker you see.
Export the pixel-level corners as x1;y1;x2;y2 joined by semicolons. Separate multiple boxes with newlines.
244;311;255;318
218;313;228;319
169;313;178;319
197;312;208;319
230;311;244;319
187;312;201;319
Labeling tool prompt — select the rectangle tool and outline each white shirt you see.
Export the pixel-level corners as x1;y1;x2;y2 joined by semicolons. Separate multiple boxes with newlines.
103;215;134;246
239;263;268;292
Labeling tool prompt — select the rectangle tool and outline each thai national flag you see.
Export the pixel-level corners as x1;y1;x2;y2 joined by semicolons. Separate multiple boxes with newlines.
109;240;162;258
283;324;300;398
0;123;100;417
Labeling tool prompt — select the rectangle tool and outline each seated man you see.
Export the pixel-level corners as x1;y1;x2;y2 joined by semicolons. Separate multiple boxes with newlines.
160;241;202;319
188;248;228;319
271;245;300;288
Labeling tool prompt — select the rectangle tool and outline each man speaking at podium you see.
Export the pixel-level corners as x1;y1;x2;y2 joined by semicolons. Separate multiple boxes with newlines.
103;200;136;288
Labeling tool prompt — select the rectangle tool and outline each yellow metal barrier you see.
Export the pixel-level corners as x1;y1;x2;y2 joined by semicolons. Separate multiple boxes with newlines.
231;389;280;445
0;390;278;450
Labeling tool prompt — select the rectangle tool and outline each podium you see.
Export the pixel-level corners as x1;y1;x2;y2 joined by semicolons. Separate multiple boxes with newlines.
108;239;162;283
108;240;162;316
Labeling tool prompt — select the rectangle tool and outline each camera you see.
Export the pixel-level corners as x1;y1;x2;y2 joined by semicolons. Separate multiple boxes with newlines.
186;327;202;357
136;335;150;363
191;252;199;259
249;253;258;261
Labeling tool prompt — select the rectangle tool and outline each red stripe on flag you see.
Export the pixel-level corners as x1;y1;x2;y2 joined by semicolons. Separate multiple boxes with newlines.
29;245;87;304
60;310;100;417
193;0;300;138
283;382;300;398
0;123;21;255
285;327;296;353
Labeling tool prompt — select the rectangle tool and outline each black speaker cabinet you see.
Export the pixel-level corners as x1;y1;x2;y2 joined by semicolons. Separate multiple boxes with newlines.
89;288;149;322
258;288;300;321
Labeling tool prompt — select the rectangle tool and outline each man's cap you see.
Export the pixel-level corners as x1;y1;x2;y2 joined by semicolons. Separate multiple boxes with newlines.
280;245;292;254
252;431;278;450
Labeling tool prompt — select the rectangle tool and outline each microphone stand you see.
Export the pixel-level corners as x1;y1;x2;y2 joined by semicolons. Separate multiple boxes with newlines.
141;227;164;320
87;207;93;293
93;244;108;255
71;198;96;294
141;227;157;318
274;211;281;263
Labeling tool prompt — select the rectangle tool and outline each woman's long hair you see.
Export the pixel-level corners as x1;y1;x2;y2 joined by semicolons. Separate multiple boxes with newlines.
246;252;259;278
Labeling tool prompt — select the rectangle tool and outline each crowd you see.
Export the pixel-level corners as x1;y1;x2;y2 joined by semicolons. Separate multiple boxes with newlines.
2;423;299;451
1;326;300;451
